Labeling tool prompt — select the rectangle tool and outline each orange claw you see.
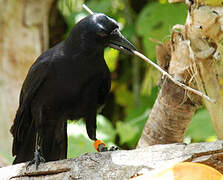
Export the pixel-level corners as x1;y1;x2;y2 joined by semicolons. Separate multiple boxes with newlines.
94;140;106;152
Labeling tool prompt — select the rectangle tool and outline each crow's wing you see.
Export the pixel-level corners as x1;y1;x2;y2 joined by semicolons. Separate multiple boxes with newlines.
11;51;52;156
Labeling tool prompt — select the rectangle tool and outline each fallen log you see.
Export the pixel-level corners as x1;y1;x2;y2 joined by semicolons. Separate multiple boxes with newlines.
1;140;223;180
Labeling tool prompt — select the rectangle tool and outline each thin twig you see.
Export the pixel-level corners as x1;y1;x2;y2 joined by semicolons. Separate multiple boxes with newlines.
82;4;216;104
132;50;216;103
82;4;94;15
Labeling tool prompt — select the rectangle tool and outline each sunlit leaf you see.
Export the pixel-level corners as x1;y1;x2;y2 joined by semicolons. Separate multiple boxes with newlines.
104;48;119;72
159;0;167;4
205;136;217;142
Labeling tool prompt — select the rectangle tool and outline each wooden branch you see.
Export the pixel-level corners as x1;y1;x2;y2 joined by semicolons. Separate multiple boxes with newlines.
83;4;94;15
132;50;215;103
1;141;223;179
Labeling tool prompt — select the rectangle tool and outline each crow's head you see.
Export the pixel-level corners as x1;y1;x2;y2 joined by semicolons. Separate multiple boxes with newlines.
69;13;136;54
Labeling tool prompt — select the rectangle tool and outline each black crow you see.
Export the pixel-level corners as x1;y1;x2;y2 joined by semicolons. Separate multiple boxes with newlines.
10;13;136;168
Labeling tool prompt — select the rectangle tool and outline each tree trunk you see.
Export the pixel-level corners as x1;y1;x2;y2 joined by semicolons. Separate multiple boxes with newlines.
137;1;223;147
138;78;199;147
0;0;54;155
187;3;223;139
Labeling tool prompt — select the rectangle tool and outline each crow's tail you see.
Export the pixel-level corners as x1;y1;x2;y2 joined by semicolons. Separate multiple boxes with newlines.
11;108;36;164
11;108;68;164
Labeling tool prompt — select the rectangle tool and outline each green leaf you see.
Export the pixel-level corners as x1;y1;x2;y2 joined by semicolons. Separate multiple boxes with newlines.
185;108;216;142
104;48;119;72
125;95;153;122
116;121;138;144
115;84;134;107
136;2;187;58
116;96;152;146
122;23;135;40
68;134;95;158
86;0;112;14
96;115;116;142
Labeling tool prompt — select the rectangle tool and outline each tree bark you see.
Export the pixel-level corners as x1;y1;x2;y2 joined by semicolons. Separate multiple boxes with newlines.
137;1;223;147
186;4;223;139
1;141;223;180
0;0;54;154
138;78;199;147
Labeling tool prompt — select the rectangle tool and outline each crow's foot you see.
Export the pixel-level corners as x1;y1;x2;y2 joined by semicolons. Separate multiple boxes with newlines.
26;145;45;170
98;144;120;152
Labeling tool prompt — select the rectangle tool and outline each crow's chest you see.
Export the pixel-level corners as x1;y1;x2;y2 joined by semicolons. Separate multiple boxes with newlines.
39;58;110;105
53;58;106;81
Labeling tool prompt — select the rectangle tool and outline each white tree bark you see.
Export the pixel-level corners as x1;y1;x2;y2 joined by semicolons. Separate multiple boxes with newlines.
187;5;223;139
1;141;223;180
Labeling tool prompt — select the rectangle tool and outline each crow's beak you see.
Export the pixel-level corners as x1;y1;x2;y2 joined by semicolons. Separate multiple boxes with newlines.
108;29;136;55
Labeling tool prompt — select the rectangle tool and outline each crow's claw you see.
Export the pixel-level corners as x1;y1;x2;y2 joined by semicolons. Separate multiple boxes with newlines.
26;145;45;170
98;144;119;152
109;146;120;151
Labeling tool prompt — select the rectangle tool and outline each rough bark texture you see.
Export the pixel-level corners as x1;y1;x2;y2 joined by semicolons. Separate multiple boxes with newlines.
137;78;198;147
186;5;223;139
1;141;223;180
138;2;223;147
0;0;54;154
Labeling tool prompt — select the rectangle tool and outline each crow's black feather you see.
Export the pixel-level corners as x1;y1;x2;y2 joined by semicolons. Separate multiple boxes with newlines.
11;13;135;165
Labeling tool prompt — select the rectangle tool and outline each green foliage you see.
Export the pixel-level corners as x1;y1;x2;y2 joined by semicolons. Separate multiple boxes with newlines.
119;92;157;147
104;48;119;72
136;2;187;58
115;84;134;108
68;135;95;157
185;108;216;142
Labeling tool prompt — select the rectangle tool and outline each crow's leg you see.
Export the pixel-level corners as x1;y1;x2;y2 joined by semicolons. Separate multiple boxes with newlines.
83;78;120;153
26;132;45;170
85;108;120;152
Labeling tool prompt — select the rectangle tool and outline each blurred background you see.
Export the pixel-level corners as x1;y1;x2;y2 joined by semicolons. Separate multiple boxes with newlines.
0;0;217;164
